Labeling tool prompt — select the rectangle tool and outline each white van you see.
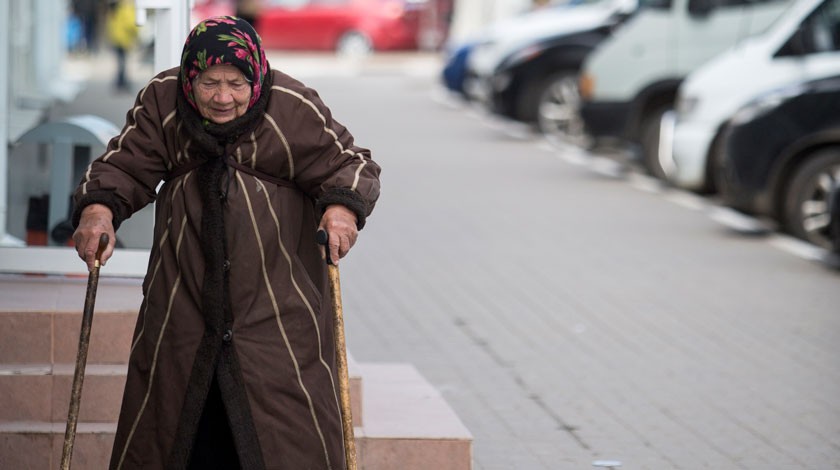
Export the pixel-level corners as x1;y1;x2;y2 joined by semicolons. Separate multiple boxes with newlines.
577;0;791;176
667;0;840;192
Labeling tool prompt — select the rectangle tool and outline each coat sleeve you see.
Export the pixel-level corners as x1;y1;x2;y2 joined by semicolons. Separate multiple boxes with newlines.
276;81;381;229
72;77;172;230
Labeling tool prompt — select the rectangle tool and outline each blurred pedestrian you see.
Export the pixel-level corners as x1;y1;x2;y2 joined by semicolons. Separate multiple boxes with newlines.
105;0;139;92
72;16;380;468
72;0;103;53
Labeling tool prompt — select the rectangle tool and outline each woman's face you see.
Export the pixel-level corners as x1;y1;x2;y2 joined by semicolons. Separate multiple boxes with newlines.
192;65;252;124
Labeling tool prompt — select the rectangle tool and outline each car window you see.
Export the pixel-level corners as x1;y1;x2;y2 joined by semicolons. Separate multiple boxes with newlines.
684;0;787;14
779;0;840;55
804;0;840;52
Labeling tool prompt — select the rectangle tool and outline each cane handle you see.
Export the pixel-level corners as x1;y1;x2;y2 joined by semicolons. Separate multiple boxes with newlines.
94;233;109;268
315;229;334;265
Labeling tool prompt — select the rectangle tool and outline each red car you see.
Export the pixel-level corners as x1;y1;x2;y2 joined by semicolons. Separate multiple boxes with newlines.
256;0;429;54
191;0;236;28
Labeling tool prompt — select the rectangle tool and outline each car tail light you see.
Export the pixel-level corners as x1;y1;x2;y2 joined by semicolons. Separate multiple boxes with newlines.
579;73;595;101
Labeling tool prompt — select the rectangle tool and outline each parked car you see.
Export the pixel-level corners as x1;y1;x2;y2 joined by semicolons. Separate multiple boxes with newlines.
463;0;633;109
440;40;477;98
718;75;840;251
256;0;428;54
191;0;236;26
578;0;791;178
666;0;840;193
440;2;576;100
485;0;636;144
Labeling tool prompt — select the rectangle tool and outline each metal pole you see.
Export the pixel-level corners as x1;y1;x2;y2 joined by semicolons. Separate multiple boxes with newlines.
0;0;11;245
135;0;192;72
60;233;109;470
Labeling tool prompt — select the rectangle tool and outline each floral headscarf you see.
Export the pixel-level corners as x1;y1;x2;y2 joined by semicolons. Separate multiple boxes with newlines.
179;16;270;111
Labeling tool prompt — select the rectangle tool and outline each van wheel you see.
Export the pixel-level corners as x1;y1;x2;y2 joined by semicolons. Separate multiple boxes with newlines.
783;148;840;250
337;31;372;57
640;106;672;180
534;72;588;147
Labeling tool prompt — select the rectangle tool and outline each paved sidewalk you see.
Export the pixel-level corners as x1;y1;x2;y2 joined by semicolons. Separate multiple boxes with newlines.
39;50;840;470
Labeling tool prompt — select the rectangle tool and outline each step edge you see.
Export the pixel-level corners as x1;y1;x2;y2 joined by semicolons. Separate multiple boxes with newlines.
0;364;127;375
355;362;473;440
0;421;117;433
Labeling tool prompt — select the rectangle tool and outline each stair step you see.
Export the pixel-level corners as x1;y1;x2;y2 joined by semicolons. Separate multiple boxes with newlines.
0;422;116;469
0;311;137;365
0;360;361;430
0;275;143;314
355;363;472;470
0;364;126;423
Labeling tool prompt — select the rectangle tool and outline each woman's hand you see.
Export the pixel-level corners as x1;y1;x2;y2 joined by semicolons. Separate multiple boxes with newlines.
72;204;116;271
318;204;358;265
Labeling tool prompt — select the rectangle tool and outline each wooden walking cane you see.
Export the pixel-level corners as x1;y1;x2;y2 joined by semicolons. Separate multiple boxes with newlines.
317;230;358;470
60;233;109;470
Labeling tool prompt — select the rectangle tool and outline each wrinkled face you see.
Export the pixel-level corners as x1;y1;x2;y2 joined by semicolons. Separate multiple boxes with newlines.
192;65;252;124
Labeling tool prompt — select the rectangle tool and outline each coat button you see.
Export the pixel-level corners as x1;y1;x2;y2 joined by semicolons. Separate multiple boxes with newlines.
223;259;231;271
222;329;233;343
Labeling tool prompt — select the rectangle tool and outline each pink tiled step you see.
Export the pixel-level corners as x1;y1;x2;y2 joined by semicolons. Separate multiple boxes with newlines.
0;310;137;365
354;363;473;470
0;364;126;423
0;422;115;469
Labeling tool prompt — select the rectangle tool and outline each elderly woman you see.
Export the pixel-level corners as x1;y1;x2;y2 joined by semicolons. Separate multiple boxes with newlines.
71;17;380;469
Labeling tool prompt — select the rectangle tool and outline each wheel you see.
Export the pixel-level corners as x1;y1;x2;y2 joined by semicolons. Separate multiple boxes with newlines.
782;148;840;250
640;105;673;180
533;72;589;147
705;131;728;195
336;31;372;57
831;187;840;254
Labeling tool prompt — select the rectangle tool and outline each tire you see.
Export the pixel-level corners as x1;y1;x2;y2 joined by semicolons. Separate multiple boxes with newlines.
831;187;840;254
782;148;840;250
640;105;672;181
533;72;588;147
336;31;372;57
705;131;728;195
